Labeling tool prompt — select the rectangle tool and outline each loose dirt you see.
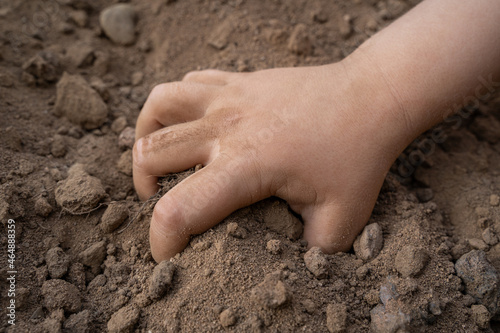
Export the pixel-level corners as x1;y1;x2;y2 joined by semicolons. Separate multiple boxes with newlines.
1;0;500;332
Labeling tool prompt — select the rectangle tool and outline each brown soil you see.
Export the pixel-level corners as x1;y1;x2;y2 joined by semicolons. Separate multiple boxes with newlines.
1;0;500;332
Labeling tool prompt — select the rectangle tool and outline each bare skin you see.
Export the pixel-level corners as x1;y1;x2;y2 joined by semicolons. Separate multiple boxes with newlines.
133;0;500;262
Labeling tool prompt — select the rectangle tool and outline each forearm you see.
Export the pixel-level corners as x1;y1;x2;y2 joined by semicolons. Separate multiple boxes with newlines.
344;0;500;145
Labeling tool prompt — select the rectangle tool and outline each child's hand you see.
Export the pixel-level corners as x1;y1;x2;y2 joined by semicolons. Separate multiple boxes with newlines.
134;0;500;262
133;64;408;262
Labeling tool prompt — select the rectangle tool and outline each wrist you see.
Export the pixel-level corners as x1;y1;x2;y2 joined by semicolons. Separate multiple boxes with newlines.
332;53;420;162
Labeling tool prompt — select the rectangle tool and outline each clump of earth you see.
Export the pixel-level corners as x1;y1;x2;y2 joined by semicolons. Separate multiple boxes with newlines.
1;0;500;332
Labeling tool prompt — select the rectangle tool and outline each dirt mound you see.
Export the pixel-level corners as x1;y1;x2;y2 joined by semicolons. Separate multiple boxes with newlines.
1;0;500;332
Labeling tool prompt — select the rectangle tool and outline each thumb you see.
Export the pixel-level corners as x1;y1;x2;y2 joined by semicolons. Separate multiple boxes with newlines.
149;155;264;262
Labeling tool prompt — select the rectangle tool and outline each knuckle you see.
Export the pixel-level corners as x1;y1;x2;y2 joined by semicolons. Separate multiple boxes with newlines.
149;83;168;100
182;71;200;81
152;197;185;237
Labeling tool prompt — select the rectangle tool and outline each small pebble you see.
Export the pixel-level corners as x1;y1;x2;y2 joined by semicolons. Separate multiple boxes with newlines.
46;247;70;279
303;247;329;279
251;271;290;309
326;303;347;333
100;4;137;45
455;250;499;315
219;308;237;327
100;202;129;233
379;280;399;306
35;197;53;217
468;238;488;251
370;304;410;333
428;301;442;316
51;134;67;157
266;239;282;254
55;164;106;214
107;305;140;333
117;150;133;176
118;127;135;150
482;228;499;246
471;304;491;329
226;222;248;239
111;116;128;134
302;299;316;314
79;240;107;274
54;73;108;130
394;245;428;277
149;261;176;300
353;223;384;261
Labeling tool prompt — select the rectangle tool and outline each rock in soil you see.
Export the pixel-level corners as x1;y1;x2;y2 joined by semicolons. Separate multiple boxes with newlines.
118;127;136;150
107;305;140;333
41;279;81;313
226;222;248;239
51;134;67;158
79;240;107;274
394;245;428;277
370;304;410;333
353;223;384;261
208;18;234;50
35;197;53;217
55;164;106;214
219;307;237;327
149;260;176;300
100;4;137;46
117;150;133;176
326;303;347;333
100;202;129;233
455;250;500;315
262;200;303;240
46;246;70;279
251;271;290;309
53;72;108;130
482;227;499;246
266;239;282;254
471;304;491;329
64;310;91;333
304;246;329;279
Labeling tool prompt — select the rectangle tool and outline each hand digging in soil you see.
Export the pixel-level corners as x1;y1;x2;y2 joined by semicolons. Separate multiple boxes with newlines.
133;0;500;262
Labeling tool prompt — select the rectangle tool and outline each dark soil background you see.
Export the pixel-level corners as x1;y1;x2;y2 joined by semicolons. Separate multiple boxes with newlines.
1;0;500;332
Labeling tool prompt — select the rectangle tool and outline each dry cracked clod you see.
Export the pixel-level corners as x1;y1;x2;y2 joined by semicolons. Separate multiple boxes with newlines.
251;271;290;309
55;164;106;215
149;260;176;301
353;223;384;261
42;279;82;313
304;246;329;279
46;247;70;279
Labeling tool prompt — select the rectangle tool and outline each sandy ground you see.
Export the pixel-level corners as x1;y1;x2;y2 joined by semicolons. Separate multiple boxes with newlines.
1;0;500;332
